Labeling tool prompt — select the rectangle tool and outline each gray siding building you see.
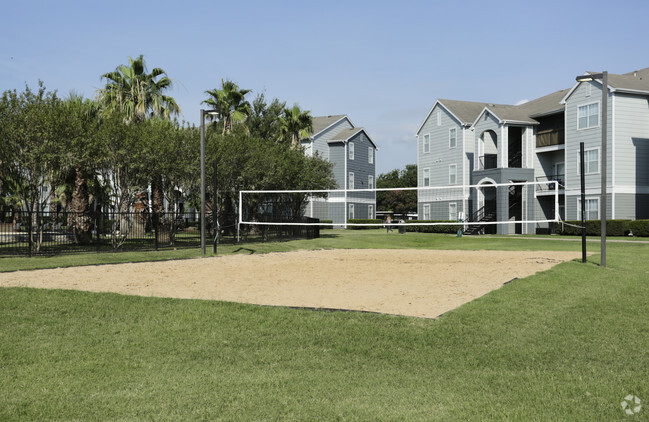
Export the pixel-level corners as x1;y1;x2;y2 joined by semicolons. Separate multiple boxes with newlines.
301;115;378;225
416;67;649;234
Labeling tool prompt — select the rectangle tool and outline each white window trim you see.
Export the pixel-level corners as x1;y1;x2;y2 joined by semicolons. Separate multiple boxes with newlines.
449;128;457;149
368;204;374;219
579;148;600;175
423;204;431;220
368;175;374;189
349;203;355;219
585;83;592;97
578;197;600;220
449;164;457;185
423;168;430;187
577;101;600;131
348;142;354;160
449;202;457;221
368;147;373;164
423;133;430;154
348;172;354;190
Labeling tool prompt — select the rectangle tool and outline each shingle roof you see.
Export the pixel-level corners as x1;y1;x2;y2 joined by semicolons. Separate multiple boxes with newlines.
437;88;568;127
518;89;569;117
608;67;649;92
327;127;364;142
311;115;347;136
437;99;491;125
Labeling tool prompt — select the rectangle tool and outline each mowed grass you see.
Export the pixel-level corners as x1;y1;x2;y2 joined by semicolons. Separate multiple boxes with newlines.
1;232;648;420
0;228;617;272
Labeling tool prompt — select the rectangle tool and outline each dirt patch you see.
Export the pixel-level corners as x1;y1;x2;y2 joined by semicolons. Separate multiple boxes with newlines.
0;249;581;318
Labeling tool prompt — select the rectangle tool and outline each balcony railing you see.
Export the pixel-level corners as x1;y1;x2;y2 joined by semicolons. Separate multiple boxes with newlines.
479;154;498;170
535;174;565;192
536;128;565;148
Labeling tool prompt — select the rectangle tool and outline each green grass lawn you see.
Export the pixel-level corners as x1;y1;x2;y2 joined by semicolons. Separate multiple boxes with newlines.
0;229;613;272
1;231;648;420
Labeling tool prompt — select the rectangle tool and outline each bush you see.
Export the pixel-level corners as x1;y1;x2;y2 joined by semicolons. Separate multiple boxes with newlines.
319;220;333;229
558;219;649;237
347;219;383;230
628;220;649;237
404;220;462;234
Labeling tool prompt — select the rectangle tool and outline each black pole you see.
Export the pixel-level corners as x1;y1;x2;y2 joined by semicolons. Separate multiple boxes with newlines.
213;160;218;255
580;142;587;263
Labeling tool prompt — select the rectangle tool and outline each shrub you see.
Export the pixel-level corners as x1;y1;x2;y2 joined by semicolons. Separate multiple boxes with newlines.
404;220;462;234
347;219;383;230
558;219;649;236
319;220;333;229
628;220;649;237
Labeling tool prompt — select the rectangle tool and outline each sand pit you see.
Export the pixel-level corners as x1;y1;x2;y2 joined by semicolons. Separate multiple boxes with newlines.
0;249;581;318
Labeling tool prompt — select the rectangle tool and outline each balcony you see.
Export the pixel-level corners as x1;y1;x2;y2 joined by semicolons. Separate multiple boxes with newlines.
535;174;565;193
479;154;498;170
536;128;565;148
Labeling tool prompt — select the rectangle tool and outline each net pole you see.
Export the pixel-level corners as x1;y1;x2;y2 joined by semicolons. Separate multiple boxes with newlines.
237;190;242;242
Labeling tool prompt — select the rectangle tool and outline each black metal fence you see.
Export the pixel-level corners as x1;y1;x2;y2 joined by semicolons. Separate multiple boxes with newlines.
0;210;320;256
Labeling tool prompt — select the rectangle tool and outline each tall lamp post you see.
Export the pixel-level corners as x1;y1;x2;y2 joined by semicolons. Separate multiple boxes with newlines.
200;109;219;255
575;71;608;267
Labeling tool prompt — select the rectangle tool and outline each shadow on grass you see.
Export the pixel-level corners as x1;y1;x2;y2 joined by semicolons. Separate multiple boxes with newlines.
232;247;256;254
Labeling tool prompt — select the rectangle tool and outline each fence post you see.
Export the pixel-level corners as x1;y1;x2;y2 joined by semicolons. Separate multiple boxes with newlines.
154;212;159;251
28;211;33;257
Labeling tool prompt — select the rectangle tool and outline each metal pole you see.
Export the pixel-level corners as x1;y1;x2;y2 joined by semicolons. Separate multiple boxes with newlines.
200;109;206;255
580;142;587;263
600;71;607;267
213;160;218;255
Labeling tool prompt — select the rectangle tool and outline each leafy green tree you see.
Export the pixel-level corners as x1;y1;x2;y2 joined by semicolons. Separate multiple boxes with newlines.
0;82;63;252
246;93;285;141
98;54;181;123
376;164;417;217
203;79;251;135
57;95;105;244
278;105;313;147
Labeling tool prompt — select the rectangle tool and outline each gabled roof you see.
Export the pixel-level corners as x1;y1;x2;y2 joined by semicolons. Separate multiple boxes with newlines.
310;115;349;137
417;88;569;135
327;127;379;149
561;67;649;103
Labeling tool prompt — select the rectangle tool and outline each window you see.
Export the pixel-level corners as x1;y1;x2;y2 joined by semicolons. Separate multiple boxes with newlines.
578;198;599;220
348;172;354;189
368;205;374;219
423;134;430;153
579;149;599;174
368;175;374;189
368;147;374;164
578;103;599;129
449;203;458;221
423;168;430;187
423;204;431;220
585;83;592;97
437;111;441;126
449;164;457;185
349;203;355;219
449;128;457;148
348;142;354;160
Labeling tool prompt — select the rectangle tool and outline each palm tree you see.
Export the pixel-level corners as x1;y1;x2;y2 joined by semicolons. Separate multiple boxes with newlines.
279;105;313;148
97;55;181;243
98;54;181;123
203;79;251;135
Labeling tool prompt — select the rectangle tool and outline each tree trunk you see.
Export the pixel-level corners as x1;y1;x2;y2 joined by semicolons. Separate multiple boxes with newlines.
69;165;92;244
151;176;169;244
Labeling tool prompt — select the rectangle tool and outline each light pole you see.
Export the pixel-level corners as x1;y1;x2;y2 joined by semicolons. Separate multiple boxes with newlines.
200;109;219;255
576;71;608;267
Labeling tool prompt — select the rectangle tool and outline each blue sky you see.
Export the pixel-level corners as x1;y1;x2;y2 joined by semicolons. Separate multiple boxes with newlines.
2;0;648;174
